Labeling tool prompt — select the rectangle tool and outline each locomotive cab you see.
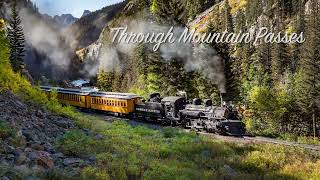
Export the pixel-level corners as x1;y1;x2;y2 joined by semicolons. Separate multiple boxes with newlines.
161;96;187;125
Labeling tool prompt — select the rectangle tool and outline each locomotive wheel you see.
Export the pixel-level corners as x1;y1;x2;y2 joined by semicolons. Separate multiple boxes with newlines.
171;121;178;127
161;120;170;126
217;129;227;136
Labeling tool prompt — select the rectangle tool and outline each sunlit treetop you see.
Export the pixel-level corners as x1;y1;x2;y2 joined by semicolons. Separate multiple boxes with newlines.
0;19;5;29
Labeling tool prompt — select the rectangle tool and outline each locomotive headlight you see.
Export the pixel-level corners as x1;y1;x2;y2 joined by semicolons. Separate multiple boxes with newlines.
225;126;229;130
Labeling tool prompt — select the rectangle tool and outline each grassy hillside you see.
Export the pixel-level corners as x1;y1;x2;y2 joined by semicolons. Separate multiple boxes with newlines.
58;121;320;180
0;28;98;129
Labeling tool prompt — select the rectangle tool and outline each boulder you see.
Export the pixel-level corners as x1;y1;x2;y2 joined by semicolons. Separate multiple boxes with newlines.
28;151;54;169
15;152;27;165
63;158;82;167
222;165;237;178
95;134;104;140
31;143;45;151
1;176;10;180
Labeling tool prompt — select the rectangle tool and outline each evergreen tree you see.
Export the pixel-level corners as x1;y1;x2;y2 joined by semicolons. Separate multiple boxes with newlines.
296;0;320;137
151;0;187;25
271;0;290;85
291;0;305;73
97;70;113;92
246;0;263;24
234;10;253;99
224;0;234;32
7;1;25;72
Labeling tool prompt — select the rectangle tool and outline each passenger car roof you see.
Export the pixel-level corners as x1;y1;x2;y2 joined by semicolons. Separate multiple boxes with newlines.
90;91;142;100
40;86;141;99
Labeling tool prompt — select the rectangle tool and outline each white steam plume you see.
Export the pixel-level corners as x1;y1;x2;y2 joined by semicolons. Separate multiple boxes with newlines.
86;20;226;92
20;8;72;70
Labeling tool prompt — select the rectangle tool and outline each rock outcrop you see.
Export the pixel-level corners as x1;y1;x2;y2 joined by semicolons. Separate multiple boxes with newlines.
0;91;94;178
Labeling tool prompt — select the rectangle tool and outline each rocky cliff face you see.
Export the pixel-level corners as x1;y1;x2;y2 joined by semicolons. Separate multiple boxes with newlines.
66;1;127;49
81;10;91;18
53;14;78;27
0;91;95;178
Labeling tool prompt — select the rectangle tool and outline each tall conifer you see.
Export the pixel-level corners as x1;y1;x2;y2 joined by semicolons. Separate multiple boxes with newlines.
296;0;320;138
7;0;25;72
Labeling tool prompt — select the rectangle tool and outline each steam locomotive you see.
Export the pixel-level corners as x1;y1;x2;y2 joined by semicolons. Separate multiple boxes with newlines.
40;87;246;136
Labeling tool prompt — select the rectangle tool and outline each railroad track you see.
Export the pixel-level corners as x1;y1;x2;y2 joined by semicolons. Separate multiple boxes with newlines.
196;131;320;152
84;111;320;153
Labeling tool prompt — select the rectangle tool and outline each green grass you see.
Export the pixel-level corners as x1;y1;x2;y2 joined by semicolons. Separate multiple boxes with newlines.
57;121;320;180
0;121;15;139
278;133;320;145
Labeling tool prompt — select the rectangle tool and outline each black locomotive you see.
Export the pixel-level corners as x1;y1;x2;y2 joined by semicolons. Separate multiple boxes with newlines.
134;94;246;136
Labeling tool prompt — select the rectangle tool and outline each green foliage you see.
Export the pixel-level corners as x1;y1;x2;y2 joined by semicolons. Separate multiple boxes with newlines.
57;130;99;156
162;127;181;138
247;86;292;134
150;0;158;14
94;0;319;137
0;166;25;180
81;167;110;180
0;26;101;132
0;121;15;139
7;1;26;72
61;120;320;180
97;70;113;92
278;133;320;145
150;0;214;24
0;18;5;29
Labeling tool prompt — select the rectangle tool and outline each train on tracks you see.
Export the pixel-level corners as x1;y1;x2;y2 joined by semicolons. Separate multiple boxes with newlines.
40;86;246;136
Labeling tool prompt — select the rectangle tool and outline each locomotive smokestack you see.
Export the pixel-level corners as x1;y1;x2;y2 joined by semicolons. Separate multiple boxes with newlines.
220;93;226;107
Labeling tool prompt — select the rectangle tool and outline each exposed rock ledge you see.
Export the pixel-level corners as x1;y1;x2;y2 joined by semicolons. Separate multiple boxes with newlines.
0;91;94;179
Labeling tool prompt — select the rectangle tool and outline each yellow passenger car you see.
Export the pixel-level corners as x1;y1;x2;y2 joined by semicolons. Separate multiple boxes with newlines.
40;86;95;108
40;86;142;114
57;89;89;108
89;92;142;115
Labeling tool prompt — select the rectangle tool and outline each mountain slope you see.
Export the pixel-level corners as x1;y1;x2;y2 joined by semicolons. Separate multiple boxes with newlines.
53;14;78;27
81;10;91;17
0;0;83;81
66;1;127;49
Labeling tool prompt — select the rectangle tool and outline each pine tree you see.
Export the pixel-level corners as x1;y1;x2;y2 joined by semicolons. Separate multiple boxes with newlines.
291;0;305;73
224;0;234;32
234;10;253;99
151;0;186;24
97;70;113;92
271;0;290;85
296;0;320;138
246;0;263;24
7;1;25;72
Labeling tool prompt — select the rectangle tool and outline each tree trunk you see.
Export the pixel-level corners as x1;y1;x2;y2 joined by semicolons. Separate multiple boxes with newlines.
313;107;316;140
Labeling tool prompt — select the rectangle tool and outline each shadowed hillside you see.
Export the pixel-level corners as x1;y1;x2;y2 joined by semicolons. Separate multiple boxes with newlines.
66;1;127;49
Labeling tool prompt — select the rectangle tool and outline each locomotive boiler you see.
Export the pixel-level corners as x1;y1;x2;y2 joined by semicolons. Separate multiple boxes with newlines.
180;98;246;136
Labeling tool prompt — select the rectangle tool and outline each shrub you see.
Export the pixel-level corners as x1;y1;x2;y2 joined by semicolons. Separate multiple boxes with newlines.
247;86;292;135
162;127;181;138
0;166;25;180
57;130;100;157
81;167;110;180
0;121;15;139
